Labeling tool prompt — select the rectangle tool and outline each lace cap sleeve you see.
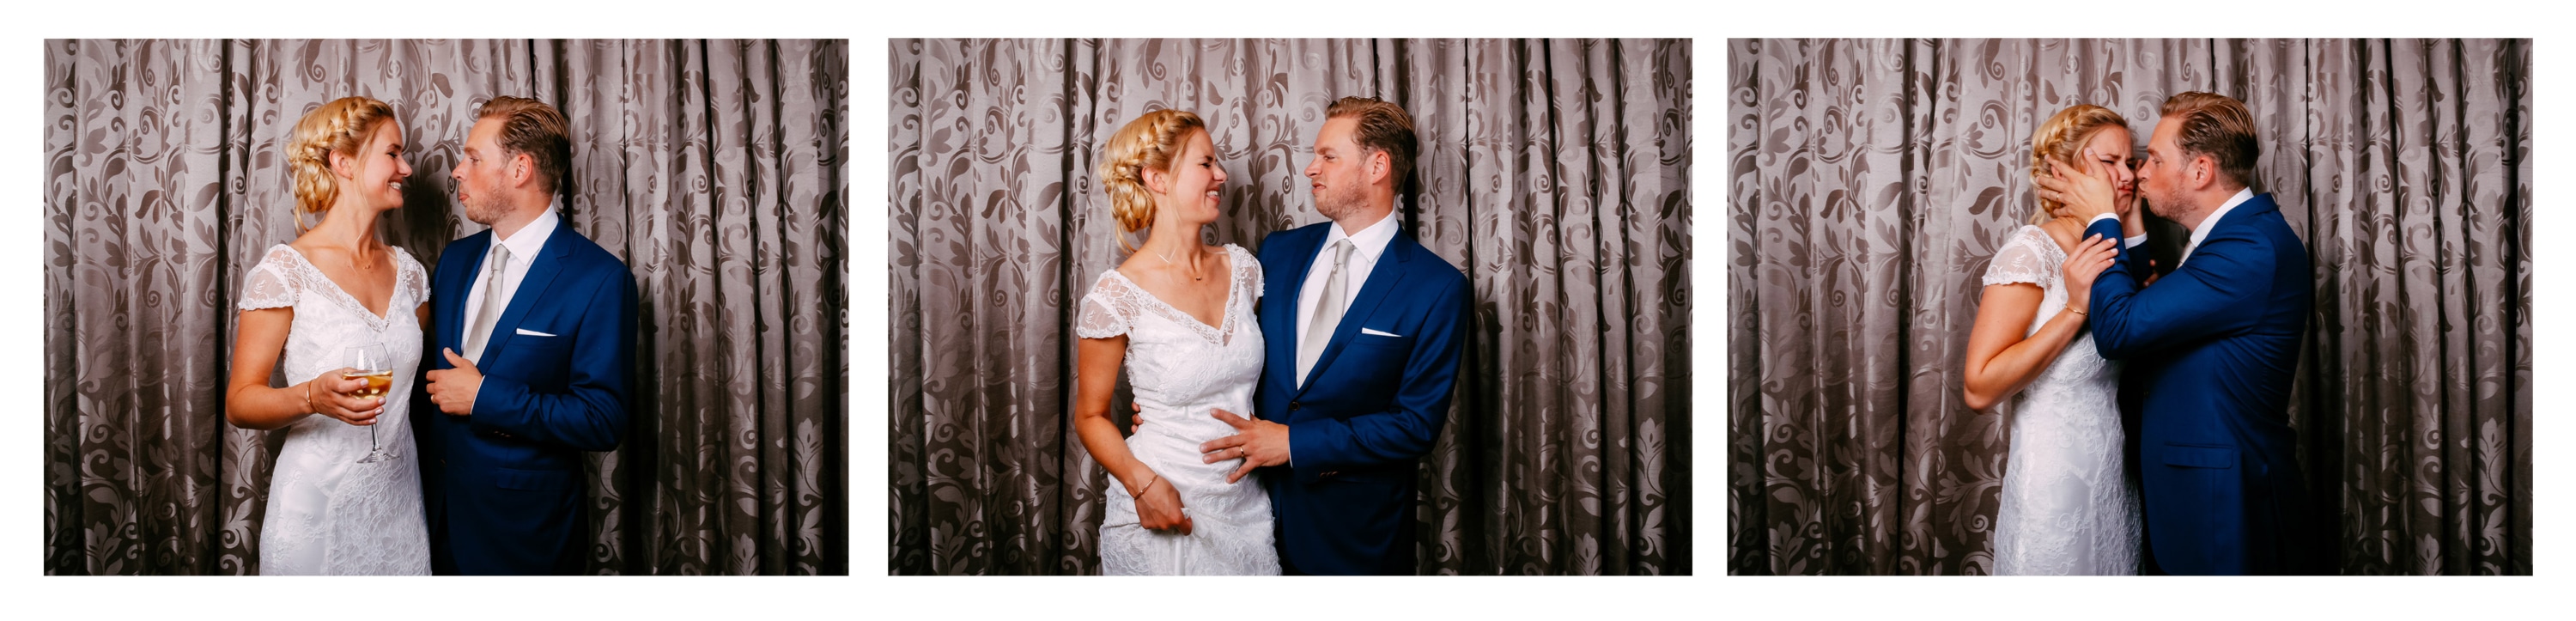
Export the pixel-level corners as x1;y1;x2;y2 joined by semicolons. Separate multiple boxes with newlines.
1074;272;1132;338
1232;245;1262;299
237;246;302;311
397;247;430;305
1981;226;2059;288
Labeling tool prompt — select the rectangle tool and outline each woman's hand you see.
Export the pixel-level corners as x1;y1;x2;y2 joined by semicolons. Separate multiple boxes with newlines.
2037;149;2122;221
306;368;384;426
2063;234;2120;310
1133;472;1194;535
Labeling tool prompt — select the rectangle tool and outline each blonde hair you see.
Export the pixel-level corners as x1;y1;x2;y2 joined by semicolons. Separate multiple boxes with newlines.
474;95;574;198
1097;109;1206;253
286;96;397;233
1324;96;1419;190
2026;104;2129;225
2160;92;2261;190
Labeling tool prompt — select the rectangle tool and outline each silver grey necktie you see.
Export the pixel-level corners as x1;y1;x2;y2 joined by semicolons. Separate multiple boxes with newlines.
464;243;512;363
1297;240;1355;387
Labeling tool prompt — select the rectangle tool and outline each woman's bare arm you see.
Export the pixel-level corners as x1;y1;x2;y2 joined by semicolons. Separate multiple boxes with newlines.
225;307;380;430
1961;283;2092;411
1070;335;1193;533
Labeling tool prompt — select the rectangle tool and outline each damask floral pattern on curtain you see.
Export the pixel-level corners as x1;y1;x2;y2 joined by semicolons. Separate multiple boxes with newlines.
890;38;1690;575
42;39;848;575
1727;39;2530;575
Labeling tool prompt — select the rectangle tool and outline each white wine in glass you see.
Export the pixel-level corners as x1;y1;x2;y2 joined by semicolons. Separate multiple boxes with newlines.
343;368;394;398
345;344;398;464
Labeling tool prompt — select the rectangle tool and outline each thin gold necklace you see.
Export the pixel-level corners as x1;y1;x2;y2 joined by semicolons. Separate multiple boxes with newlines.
1153;245;1203;281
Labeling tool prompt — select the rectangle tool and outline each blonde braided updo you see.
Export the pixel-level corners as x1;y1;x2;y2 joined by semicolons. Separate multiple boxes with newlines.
2027;104;2129;225
1097;109;1206;253
286;96;397;233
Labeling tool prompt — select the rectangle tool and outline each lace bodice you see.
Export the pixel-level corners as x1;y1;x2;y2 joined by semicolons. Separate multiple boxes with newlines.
1074;244;1279;575
1979;225;2140;575
238;244;432;575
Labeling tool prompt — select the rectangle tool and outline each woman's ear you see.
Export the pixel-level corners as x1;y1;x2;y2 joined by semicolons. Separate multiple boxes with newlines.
328;148;359;181
1140;166;1168;195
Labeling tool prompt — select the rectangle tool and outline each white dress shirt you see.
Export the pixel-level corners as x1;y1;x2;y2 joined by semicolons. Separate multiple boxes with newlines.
2178;188;2256;266
2087;187;2257;261
2086;214;2152;249
1294;210;1399;388
462;206;561;362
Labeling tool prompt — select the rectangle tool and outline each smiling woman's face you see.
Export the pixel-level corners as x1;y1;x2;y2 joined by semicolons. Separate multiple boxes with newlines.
346;119;410;210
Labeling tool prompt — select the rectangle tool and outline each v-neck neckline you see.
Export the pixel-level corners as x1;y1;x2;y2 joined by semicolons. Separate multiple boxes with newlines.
278;244;401;326
1111;246;1239;338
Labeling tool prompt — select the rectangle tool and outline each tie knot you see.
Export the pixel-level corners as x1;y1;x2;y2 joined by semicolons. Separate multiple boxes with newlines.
490;244;512;271
1332;239;1353;263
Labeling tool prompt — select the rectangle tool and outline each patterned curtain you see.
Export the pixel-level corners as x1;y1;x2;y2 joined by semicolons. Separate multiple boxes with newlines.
42;39;849;575
890;38;1691;575
1727;39;2530;575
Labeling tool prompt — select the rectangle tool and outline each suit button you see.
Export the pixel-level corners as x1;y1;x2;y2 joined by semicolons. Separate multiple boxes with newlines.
1289;401;1301;411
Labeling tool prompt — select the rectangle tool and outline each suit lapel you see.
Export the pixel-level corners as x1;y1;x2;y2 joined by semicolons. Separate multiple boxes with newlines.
1292;232;1413;399
1265;228;1321;399
479;229;571;362
442;233;494;359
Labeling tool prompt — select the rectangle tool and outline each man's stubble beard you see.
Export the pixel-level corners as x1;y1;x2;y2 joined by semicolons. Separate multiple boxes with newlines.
1313;180;1364;222
461;190;508;227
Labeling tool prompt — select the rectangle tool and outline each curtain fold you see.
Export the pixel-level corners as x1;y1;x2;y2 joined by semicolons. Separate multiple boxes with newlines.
1727;38;2530;575
42;39;848;575
890;38;1690;575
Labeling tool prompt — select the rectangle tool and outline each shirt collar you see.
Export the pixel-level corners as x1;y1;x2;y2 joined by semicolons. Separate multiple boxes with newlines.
2184;187;2256;253
1321;210;1400;264
494;204;561;260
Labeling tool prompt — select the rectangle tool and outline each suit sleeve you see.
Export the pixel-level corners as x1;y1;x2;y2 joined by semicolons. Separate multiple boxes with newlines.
468;267;636;452
2086;217;2272;360
1284;270;1467;482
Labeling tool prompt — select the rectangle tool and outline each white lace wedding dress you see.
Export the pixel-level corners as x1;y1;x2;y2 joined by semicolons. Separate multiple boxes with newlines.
238;244;433;575
1981;225;2142;575
1074;244;1279;575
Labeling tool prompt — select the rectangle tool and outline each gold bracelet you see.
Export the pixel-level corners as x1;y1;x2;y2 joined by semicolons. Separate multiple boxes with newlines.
1132;472;1160;497
2067;307;2088;316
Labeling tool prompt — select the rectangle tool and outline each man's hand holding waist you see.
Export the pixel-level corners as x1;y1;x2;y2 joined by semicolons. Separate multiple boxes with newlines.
1200;408;1289;484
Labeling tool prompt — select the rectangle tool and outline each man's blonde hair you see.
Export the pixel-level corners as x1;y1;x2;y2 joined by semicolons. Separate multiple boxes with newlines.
475;95;573;198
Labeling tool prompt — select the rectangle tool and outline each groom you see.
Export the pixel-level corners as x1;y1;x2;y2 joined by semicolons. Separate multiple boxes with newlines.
1190;96;1470;575
2051;92;2312;575
418;96;639;575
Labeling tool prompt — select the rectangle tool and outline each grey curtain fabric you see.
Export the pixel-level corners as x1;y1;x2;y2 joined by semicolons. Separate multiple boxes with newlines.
42;39;848;575
890;38;1691;575
1728;39;2530;575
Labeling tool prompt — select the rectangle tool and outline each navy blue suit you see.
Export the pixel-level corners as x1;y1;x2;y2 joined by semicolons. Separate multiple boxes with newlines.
2086;193;2311;575
1253;222;1469;575
416;224;637;575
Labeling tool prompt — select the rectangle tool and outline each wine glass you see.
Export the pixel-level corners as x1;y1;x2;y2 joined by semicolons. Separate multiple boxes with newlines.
344;344;398;464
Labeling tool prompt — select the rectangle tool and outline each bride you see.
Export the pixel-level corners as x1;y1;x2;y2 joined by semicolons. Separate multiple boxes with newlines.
1070;109;1279;575
223;96;433;575
1961;104;2147;575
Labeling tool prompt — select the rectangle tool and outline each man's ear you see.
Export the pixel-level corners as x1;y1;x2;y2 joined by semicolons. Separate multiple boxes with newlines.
2188;154;2215;192
506;152;534;190
1366;149;1391;186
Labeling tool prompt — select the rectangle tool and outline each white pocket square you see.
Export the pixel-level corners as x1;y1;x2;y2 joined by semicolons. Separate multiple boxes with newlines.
1360;327;1401;338
515;328;556;337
